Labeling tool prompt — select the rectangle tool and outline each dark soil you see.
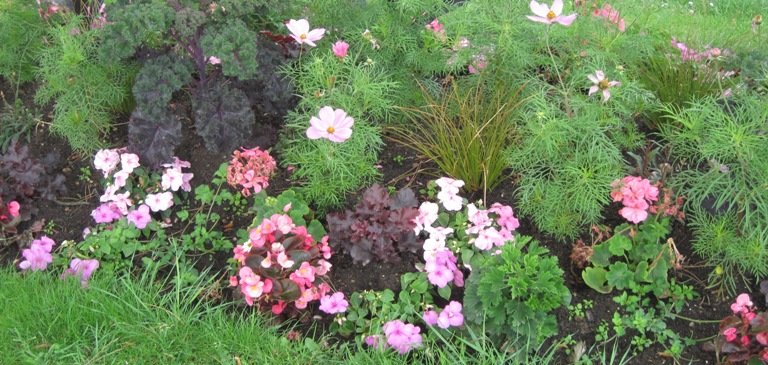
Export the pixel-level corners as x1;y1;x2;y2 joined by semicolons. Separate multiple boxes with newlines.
0;80;752;365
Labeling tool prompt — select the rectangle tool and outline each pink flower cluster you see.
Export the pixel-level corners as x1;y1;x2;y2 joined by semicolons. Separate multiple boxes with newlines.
671;37;724;62
423;301;464;329
226;147;277;197
91;148;192;229
367;320;422;354
435;177;464;211
231;212;333;314
466;202;520;250
592;4;626;32
0;199;20;225
61;258;100;286
18;236;55;271
720;294;768;361
425;248;464;288
319;292;349;314
426;19;447;42
610;176;659;224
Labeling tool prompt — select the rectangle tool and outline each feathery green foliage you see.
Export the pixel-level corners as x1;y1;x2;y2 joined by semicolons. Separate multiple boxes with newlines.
0;0;47;87
35;15;135;153
660;96;768;288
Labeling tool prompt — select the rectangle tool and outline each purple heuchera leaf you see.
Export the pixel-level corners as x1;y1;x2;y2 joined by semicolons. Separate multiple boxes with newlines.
327;185;420;265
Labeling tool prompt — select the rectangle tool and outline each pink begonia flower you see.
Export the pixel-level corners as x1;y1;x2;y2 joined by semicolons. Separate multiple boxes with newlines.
229;275;239;287
315;259;332;275
332;41;349;58
723;327;738;342
7;201;20;217
285;19;325;47
527;0;577;26
319;292;349;314
277;251;295;269
423;310;439;326
18;237;55;271
757;332;768;346
126;204;152;229
270;214;294;234
207;56;221;65
731;293;753;314
295;261;316;283
306;106;354;143
239;266;272;306
145;192;174;212
413;201;439;235
588;70;621;102
383;320;422;354
437;301;464;328
120;153;140;174
61;258;99;286
93;149;121;177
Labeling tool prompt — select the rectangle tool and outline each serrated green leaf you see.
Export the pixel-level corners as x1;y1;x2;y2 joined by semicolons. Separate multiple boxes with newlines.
607;235;632;256
606;262;633;290
591;242;613;266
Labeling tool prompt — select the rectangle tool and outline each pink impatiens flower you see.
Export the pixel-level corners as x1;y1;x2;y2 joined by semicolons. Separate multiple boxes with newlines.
332;41;349;58
91;203;122;224
588;70;621;102
285;19;325;47
319;292;349;314
527;0;577;26
93;149;121;177
437;301;464;329
306;106;354;143
18;237;55;271
144;192;174;212
423;310;439;326
61;258;100;286
126;204;152;229
120;153;140;174
383;320;423;354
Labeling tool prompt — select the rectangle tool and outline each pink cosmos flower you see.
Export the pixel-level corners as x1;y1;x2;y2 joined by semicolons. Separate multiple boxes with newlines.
61;258;99;286
126;204;152;229
588;70;621;102
145;192;174;212
731;293;753;315
120;153;140;174
319;292;349;314
7;201;20;218
437;301;464;328
527;0;577;26
423;310;439;326
93;149;121;177
332;41;349;58
306;106;354;143
593;4;626;32
286;19;325;47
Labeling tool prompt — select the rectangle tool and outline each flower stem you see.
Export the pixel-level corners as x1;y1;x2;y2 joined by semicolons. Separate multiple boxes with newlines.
670;313;721;324
545;28;572;115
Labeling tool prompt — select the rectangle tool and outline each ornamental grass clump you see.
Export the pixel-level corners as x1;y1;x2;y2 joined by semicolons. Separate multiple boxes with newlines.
389;79;525;198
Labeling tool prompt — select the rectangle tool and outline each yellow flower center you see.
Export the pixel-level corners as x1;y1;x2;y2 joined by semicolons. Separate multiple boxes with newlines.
546;10;556;20
327;126;335;134
300;33;307;40
598;79;610;90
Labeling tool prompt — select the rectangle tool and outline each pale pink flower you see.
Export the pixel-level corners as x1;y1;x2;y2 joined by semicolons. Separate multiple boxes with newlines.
435;177;465;195
527;0;577;26
145;192;174;212
286;19;325;47
315;259;332;275
294;262;316;283
120;153;140;174
319;292;349;314
207;56;221;65
588;70;621;102
112;170;129;189
93;149;121;177
269;214;294;234
277;251;295;269
91;203;122;224
731;293;753;315
437;301;464;328
306;106;354;143
162;167;184;191
437;190;463;211
61;258;100;286
126;204;152;229
332;41;349;58
413;202;439;234
423;310;439;326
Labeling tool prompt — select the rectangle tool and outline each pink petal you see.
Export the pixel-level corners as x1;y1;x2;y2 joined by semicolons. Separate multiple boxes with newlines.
318;106;335;122
603;89;612;102
307;28;326;42
330;128;352;142
526;15;553;24
286;19;309;36
551;0;563;15
529;0;550;18
609;81;621;87
588;86;599;95
556;13;577;26
595;70;605;80
587;74;599;83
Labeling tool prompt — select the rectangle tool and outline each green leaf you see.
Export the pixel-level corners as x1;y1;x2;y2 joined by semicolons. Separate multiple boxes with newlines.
380;289;395;303
411;275;429;294
438;285;452;300
591;242;613;267
607;235;632;256
606;262;633;290
307;219;327;241
176;209;189;221
583;267;612;294
194;185;214;204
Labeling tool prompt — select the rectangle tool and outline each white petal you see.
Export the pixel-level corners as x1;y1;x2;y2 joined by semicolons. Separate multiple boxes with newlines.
556;13;577;26
587;74;599;83
588;86;599;95
529;0;550;17
318;106;336;123
286;19;309;35
526;15;553;24
595;70;605;81
551;0;563;15
603;89;612;102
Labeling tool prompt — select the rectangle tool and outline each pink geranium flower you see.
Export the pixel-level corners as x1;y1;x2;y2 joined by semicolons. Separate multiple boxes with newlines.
306;106;354;143
588;70;621;102
286;19;325;47
126;204;152;229
527;0;577;26
332;41;349;58
61;258;100;286
319;292;349;314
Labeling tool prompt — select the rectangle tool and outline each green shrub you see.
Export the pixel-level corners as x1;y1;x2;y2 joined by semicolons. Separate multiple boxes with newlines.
463;236;571;349
35;15;135;153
